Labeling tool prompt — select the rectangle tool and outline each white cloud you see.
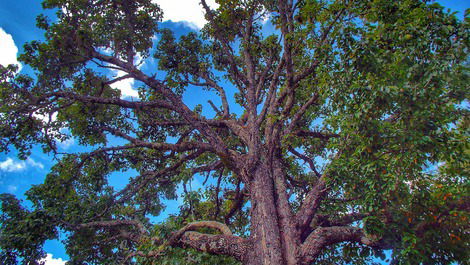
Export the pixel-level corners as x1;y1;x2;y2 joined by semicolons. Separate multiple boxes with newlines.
0;158;25;172
27;158;45;170
155;0;219;29
0;28;22;71
0;157;44;172
40;253;67;265
33;111;58;124
110;69;139;98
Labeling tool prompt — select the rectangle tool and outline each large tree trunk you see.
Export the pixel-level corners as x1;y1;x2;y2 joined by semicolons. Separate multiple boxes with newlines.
243;158;300;265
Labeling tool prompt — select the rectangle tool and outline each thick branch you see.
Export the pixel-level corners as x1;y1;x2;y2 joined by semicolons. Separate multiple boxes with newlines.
72;219;147;240
301;226;377;264
272;157;299;265
123;221;248;263
277;0;295;116
241;7;257;125
303;213;369;238
169;221;251;261
171;220;233;238
178;232;250;261
295;176;328;233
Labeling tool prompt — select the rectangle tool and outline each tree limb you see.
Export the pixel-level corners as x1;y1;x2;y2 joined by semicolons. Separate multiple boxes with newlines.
177;232;250;261
288;147;321;178
101;126;213;153
168;221;251;261
295;175;328;233
301;226;378;264
75;219;147;235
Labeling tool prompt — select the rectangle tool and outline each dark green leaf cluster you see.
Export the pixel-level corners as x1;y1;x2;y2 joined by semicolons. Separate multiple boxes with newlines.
0;194;57;265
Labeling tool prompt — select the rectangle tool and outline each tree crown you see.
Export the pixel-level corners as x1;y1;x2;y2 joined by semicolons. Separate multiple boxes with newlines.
0;0;468;264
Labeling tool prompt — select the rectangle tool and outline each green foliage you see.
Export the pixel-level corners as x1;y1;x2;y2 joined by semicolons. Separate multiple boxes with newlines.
0;194;57;265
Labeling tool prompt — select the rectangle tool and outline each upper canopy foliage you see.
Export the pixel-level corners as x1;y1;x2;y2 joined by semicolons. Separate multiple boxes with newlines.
0;0;468;264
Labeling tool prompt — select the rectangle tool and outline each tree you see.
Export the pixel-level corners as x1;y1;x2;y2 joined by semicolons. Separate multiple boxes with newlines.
0;0;468;264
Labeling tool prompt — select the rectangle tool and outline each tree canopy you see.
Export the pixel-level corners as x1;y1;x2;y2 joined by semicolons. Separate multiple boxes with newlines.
0;0;469;264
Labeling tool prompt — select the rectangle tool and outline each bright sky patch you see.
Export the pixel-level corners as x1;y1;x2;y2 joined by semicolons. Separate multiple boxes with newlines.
0;28;22;71
156;0;218;29
0;157;44;172
39;253;66;265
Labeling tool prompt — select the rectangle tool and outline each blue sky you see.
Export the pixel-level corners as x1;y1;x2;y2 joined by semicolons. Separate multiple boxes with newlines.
0;0;468;264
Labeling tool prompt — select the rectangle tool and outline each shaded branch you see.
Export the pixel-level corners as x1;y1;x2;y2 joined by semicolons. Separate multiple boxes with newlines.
258;52;285;120
294;129;340;140
288;147;321;178
301;226;378;264
295;175;328;233
214;170;223;219
113;150;207;204
75;219;146;235
190;72;231;117
224;182;246;225
102;126;213;153
40;91;174;111
283;93;320;136
103;74;132;86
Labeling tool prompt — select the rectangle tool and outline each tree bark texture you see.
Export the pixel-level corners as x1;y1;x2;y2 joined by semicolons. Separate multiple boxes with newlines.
243;157;301;265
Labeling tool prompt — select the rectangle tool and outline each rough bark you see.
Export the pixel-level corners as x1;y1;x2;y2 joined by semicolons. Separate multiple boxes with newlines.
272;157;301;265
167;221;251;262
179;232;251;262
300;226;377;264
245;161;285;265
242;156;303;265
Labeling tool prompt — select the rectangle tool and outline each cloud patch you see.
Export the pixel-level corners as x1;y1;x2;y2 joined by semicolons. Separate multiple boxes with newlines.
109;69;139;98
0;158;26;172
0;157;44;172
0;28;22;71
58;137;75;150
33;111;58;124
156;0;218;29
40;253;67;265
